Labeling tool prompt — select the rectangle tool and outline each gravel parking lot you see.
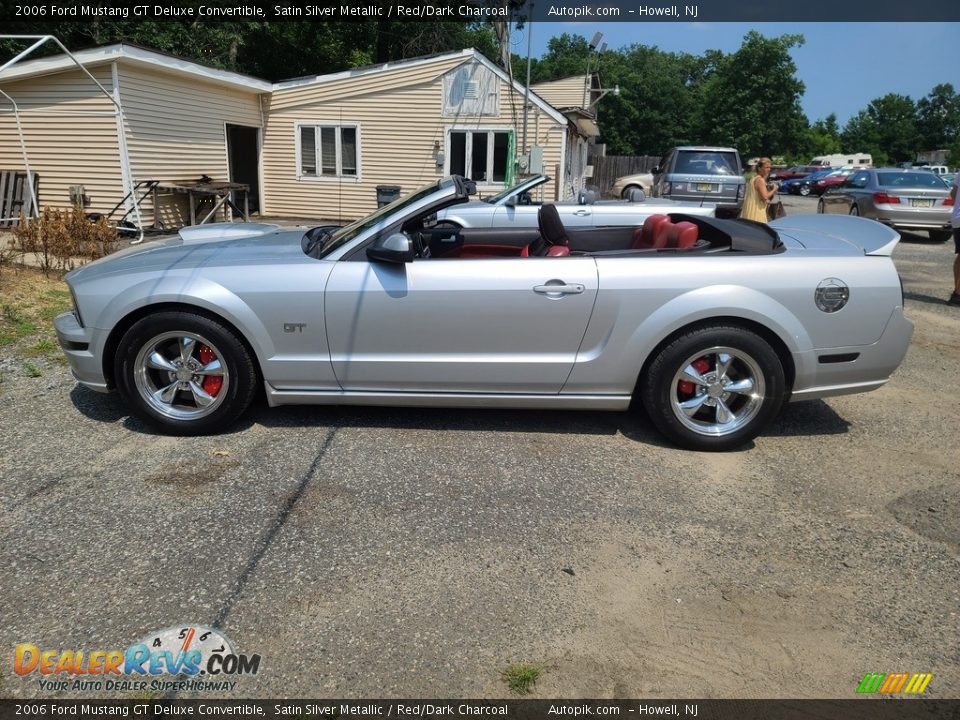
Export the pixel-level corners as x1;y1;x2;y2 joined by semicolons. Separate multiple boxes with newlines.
1;197;958;699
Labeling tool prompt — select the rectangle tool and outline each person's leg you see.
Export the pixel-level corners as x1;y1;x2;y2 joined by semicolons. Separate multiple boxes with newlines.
952;229;960;303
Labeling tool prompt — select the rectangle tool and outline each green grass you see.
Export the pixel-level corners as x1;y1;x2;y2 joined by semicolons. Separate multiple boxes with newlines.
0;268;72;363
3;304;37;336
501;662;544;695
24;362;42;378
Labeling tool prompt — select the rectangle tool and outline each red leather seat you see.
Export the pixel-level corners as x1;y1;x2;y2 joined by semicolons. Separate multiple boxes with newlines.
672;221;699;249
632;214;670;249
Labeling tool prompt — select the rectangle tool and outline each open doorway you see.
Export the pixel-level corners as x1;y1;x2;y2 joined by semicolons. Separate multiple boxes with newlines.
226;124;260;214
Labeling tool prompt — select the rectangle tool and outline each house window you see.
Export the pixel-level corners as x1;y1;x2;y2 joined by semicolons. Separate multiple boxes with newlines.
298;124;359;179
448;129;512;183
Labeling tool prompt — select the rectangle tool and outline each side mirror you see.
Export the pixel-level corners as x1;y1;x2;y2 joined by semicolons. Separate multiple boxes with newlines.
367;233;414;263
653;166;661;174
504;194;517;207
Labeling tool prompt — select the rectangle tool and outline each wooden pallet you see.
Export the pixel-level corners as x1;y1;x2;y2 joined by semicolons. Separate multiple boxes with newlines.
0;171;40;228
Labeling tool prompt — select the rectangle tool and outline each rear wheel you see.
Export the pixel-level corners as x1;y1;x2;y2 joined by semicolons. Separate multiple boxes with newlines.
640;325;786;451
799;185;811;196
849;204;860;216
115;311;257;434
929;230;951;242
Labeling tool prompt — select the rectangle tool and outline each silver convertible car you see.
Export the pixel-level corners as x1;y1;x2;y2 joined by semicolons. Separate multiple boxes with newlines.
434;174;716;229
55;177;913;451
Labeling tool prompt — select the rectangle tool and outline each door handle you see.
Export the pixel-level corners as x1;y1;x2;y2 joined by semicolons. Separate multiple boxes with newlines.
573;209;590;216
533;283;585;295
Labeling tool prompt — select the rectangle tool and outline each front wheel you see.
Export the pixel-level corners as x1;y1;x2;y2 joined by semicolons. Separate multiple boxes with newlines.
799;185;811;196
115;311;258;434
817;199;825;214
640;326;786;451
849;204;860;217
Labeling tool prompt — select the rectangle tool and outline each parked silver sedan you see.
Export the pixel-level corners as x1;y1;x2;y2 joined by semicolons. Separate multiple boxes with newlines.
435;174;715;229
818;168;953;241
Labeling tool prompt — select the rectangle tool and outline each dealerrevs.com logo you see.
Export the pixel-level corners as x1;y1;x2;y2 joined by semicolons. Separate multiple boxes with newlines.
14;625;261;693
856;672;933;695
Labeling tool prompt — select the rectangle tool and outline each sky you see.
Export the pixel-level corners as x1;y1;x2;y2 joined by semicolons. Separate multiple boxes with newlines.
513;22;957;126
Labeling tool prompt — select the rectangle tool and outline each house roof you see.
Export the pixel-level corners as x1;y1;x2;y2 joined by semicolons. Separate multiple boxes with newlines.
0;42;570;127
0;42;272;92
273;48;567;126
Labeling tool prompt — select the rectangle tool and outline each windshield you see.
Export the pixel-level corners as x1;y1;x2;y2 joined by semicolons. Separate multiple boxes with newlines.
307;180;443;258
878;172;951;188
483;176;547;204
675;151;739;176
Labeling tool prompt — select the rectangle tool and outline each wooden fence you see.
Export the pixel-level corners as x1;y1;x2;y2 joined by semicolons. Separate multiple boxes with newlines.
590;155;660;195
0;171;39;228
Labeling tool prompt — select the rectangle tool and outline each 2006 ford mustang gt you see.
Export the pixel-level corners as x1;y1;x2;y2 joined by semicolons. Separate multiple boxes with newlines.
55;177;912;451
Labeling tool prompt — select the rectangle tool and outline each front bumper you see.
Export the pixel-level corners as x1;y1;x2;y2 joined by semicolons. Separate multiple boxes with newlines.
54;311;111;393
789;306;914;401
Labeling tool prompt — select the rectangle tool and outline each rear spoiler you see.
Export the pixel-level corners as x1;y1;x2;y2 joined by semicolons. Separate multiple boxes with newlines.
770;214;900;256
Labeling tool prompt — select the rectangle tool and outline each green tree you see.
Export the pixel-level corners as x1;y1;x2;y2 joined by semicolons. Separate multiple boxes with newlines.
915;83;960;151
694;31;808;159
802;113;841;158
841;93;919;165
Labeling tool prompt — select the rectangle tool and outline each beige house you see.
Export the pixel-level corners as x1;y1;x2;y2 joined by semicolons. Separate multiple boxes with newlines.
0;44;595;225
0;44;269;227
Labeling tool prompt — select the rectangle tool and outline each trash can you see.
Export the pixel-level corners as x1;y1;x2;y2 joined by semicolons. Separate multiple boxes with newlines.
376;185;401;207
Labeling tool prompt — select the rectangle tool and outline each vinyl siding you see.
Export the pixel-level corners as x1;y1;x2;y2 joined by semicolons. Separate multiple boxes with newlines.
0;65;123;217
117;63;263;228
530;76;589;109
262;56;567;220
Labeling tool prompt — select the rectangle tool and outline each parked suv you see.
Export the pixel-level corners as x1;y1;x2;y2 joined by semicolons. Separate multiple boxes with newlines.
652;146;744;213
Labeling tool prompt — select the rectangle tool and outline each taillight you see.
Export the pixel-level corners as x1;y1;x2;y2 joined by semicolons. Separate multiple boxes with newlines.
736;184;744;201
944;197;954;206
872;192;900;204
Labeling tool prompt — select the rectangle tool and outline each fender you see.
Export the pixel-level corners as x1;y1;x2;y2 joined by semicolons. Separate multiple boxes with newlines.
94;275;276;368
565;285;812;395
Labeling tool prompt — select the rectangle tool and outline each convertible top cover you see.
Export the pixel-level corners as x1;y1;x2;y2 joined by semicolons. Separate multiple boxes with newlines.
670;214;783;253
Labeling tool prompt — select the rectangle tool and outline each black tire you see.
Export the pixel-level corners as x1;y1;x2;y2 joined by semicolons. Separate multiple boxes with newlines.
640;325;786;451
621;185;642;199
799;185;811;196
849;204;860;216
115;311;258;435
817;199;825;214
929;230;951;242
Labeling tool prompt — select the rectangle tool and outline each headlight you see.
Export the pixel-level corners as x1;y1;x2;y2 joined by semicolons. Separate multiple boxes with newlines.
68;285;84;328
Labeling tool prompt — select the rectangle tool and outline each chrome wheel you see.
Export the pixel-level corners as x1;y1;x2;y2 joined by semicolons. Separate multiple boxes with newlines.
133;331;229;421
669;346;765;437
799;185;811;196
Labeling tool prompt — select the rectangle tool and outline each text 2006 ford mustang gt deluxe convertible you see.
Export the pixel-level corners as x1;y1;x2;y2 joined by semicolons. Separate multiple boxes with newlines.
56;177;912;451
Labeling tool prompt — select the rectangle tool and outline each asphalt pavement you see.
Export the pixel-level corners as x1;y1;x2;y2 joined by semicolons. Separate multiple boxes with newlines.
1;199;958;699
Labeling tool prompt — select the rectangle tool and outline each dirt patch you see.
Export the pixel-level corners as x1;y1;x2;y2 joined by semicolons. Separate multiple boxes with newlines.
888;484;960;551
531;537;863;699
145;457;239;489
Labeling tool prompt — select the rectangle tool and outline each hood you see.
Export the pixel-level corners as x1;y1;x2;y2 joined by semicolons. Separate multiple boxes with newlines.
66;225;310;284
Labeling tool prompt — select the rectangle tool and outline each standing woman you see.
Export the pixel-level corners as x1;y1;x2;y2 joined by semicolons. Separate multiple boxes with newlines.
740;157;778;223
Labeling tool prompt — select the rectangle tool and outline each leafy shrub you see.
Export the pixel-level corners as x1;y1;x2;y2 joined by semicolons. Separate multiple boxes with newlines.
12;206;119;275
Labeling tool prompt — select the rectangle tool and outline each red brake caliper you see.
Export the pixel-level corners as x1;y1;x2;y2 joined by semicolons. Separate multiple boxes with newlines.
678;358;711;396
198;345;222;397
